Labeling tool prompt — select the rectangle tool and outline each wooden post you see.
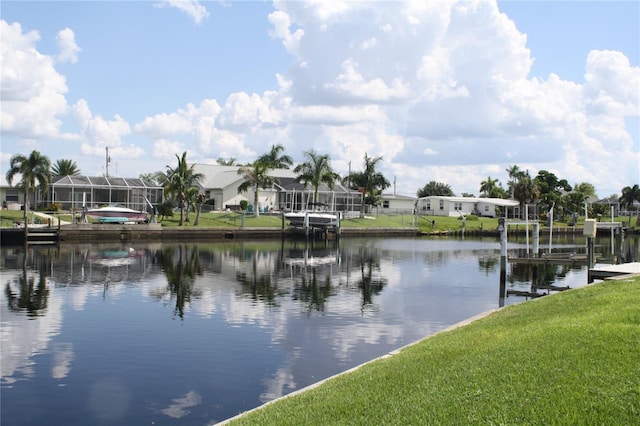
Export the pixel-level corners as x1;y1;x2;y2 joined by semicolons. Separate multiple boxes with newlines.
584;219;596;271
499;217;507;307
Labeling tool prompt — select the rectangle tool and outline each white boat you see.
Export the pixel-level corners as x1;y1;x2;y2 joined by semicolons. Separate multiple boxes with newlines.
86;206;148;223
284;211;339;228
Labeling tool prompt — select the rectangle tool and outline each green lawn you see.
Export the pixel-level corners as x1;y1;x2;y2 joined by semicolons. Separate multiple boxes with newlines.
225;277;640;425
1;208;637;232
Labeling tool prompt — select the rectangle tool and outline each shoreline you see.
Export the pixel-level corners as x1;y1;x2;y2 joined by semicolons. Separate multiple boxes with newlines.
1;222;634;246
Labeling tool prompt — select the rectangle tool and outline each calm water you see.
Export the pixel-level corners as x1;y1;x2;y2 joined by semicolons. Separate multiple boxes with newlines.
1;235;637;425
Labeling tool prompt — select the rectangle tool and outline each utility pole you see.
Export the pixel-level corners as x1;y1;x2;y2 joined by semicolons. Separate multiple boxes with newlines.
105;147;111;177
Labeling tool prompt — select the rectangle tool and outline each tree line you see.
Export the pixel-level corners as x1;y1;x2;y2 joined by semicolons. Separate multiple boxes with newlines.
418;165;640;221
6;150;640;227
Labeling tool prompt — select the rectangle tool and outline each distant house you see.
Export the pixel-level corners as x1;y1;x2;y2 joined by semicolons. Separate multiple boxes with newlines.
379;193;417;212
193;164;362;213
416;196;519;218
0;176;25;210
194;164;255;211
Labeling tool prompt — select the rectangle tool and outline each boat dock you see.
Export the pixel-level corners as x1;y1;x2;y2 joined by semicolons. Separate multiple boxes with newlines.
588;262;640;283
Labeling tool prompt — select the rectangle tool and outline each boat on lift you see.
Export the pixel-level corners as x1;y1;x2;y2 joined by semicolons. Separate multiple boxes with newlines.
86;205;148;223
284;203;340;228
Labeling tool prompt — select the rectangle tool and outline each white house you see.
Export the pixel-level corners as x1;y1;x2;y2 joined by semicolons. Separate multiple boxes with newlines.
194;164;361;213
416;196;519;218
379;193;417;212
0;175;25;210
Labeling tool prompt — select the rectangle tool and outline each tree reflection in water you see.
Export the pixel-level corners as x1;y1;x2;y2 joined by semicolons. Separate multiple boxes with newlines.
235;246;279;306
5;247;49;317
293;269;333;313
152;244;202;319
356;247;386;310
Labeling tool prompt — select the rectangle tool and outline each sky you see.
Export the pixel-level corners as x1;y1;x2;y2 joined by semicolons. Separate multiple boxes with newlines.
1;0;638;198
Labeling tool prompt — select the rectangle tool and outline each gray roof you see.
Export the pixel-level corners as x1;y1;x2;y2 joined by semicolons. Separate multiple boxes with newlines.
275;177;355;194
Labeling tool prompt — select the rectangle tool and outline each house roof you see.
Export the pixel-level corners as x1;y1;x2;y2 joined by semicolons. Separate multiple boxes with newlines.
418;196;519;207
275;177;357;194
194;164;299;190
381;193;417;201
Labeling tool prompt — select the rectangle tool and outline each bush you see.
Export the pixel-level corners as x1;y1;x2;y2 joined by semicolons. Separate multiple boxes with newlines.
239;200;248;211
157;201;175;218
44;203;61;212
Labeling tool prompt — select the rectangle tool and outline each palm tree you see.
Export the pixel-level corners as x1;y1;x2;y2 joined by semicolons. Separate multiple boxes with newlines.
6;150;52;235
479;176;500;198
194;193;206;226
51;159;81;177
216;157;237;166
158;152;203;226
619;184;640;225
505;164;522;197
293;150;340;206
257;144;293;169
513;171;538;219
237;161;278;217
348;153;390;218
416;181;454;198
139;172;158;184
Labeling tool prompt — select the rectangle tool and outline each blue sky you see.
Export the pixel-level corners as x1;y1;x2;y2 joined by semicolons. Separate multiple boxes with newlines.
1;0;638;198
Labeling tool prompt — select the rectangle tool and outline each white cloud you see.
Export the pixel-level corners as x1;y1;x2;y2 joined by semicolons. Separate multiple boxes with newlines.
324;59;411;102
1;1;637;198
153;139;186;160
0;20;68;138
55;28;80;64
130;0;637;197
153;0;209;24
268;10;304;54
584;50;640;116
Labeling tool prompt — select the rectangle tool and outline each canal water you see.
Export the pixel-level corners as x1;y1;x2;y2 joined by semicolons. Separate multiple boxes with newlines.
1;235;637;425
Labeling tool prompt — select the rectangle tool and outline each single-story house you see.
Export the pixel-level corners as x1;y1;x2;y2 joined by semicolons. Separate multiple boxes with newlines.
416;196;519;218
379;193;417;212
194;164;362;213
0;176;25;210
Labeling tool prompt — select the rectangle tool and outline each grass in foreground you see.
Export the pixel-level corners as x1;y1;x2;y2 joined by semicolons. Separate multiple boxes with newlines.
227;277;640;425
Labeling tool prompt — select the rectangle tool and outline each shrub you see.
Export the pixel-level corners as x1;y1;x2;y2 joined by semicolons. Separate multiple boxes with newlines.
44;203;61;212
239;200;248;211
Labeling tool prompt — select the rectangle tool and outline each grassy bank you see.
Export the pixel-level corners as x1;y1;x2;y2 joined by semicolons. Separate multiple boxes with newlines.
1;209;637;233
226;277;640;425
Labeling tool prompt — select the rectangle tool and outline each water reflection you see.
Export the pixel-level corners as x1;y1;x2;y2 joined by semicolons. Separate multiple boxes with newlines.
0;235;637;425
152;245;203;319
5;256;49;317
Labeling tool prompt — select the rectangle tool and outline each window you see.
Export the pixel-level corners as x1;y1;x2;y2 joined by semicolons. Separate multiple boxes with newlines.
426;202;431;210
454;202;462;211
439;200;444;210
383;200;390;208
5;190;18;202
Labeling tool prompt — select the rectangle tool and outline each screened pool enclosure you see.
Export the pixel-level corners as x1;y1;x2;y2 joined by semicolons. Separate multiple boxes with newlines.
48;176;164;212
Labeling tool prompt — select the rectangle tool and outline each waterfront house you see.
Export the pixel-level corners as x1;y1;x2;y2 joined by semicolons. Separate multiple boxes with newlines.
193;164;362;213
416;196;519;218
